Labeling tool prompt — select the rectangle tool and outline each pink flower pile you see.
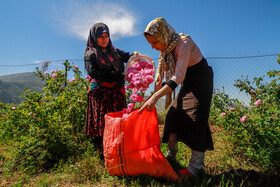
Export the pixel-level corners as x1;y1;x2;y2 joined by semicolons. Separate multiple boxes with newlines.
122;59;155;117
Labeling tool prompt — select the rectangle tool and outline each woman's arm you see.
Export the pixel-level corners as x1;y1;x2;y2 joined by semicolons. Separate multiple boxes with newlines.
85;51;124;82
115;48;132;63
138;39;193;113
170;39;191;86
138;85;172;113
115;48;141;63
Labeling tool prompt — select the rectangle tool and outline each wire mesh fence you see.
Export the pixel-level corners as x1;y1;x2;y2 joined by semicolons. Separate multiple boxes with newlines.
0;54;279;108
208;54;279;105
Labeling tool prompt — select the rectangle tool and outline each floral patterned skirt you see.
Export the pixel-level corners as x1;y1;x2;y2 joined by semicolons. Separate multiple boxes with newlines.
85;86;126;138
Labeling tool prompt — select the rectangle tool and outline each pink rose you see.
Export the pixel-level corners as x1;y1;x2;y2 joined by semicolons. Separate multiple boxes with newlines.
85;75;91;79
127;103;135;109
254;99;262;106
240;116;247;122
12;107;16;110
145;75;154;83
133;81;141;87
220;113;226;117
52;74;57;78
71;78;76;82
126;108;132;113
132;63;141;70
122;113;128;118
100;59;105;64
140;88;147;93
132;87;139;94
137;95;144;103
148;69;155;74
130;94;138;102
128;72;134;79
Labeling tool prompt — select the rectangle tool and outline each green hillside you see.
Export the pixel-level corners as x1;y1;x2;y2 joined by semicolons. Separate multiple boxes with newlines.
0;72;44;104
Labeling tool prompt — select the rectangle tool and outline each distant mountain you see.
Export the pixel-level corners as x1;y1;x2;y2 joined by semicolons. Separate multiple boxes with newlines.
0;72;41;82
0;72;44;104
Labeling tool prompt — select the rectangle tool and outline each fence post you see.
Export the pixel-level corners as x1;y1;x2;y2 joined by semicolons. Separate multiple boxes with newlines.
64;60;68;87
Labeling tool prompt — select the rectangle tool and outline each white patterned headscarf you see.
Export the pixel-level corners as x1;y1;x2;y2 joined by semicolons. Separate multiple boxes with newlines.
144;17;189;109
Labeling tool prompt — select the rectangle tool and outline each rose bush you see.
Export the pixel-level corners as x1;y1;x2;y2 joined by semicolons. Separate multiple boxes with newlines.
1;55;279;174
0;61;89;173
0;60;155;174
210;55;280;173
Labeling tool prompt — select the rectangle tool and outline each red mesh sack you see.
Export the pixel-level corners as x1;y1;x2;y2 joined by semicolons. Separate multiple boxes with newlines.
103;107;179;181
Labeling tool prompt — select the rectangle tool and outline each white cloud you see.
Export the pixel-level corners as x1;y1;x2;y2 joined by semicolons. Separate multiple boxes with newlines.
54;1;138;41
33;60;42;64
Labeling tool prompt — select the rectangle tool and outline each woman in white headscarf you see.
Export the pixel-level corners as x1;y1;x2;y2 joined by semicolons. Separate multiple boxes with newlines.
139;17;214;180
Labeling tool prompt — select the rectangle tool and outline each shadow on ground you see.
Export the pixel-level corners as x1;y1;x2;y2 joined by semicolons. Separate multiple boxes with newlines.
168;161;280;187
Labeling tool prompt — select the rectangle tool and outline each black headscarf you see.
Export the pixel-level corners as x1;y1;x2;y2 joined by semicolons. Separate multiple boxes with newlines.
84;23;123;76
85;23;111;52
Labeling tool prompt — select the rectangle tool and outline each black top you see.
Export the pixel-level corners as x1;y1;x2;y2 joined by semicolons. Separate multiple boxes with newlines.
85;47;131;82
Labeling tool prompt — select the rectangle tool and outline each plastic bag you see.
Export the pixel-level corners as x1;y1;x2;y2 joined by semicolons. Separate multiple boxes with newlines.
103;107;179;181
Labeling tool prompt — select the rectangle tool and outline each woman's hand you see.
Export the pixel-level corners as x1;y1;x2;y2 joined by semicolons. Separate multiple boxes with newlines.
122;72;127;81
132;51;141;56
138;85;172;113
138;94;158;113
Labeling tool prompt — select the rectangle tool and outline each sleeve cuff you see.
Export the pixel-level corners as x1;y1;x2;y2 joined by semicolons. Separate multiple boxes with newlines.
166;80;178;90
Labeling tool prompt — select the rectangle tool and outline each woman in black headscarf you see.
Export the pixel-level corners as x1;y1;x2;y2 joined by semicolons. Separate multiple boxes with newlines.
84;23;137;157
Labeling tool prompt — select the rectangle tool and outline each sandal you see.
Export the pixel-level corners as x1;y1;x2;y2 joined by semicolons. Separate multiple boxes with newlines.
178;169;192;180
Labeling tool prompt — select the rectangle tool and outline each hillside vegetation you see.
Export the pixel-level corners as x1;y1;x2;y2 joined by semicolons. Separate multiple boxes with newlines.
0;72;43;104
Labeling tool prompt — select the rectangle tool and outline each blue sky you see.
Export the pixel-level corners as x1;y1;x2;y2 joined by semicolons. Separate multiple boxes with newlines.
0;0;279;105
0;0;279;65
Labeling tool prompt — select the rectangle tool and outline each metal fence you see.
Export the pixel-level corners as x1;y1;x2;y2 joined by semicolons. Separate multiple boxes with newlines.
0;53;279;106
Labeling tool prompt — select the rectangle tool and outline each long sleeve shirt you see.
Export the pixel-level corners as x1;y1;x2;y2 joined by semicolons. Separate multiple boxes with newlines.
85;48;131;82
170;36;203;86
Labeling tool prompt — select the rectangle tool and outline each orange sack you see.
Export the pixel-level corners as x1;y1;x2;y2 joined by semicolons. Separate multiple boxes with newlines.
103;107;179;181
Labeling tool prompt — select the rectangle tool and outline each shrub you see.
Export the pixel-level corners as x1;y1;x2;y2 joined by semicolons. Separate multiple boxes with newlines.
211;56;280;173
0;61;89;173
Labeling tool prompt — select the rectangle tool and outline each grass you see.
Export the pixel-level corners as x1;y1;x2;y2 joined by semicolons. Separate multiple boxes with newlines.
1;124;279;187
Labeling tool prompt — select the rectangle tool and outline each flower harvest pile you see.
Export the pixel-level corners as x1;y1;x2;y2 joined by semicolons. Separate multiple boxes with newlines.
123;58;155;117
